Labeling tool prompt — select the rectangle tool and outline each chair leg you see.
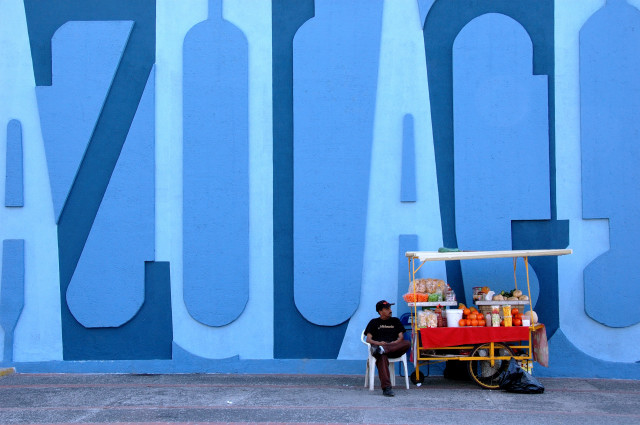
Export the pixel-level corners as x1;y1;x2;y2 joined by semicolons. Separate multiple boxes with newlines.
402;357;410;389
364;361;369;388
390;363;396;386
369;358;375;391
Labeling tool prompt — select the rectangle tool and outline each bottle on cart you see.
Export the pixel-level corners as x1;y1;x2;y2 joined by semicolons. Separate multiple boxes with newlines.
435;305;443;327
445;285;456;302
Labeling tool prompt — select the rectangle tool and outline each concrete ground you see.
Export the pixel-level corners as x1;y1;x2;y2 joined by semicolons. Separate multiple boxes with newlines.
0;371;639;425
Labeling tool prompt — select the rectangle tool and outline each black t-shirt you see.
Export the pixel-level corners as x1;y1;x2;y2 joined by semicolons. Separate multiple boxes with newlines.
364;317;405;343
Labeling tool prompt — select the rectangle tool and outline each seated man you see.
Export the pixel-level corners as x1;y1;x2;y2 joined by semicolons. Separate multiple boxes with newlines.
364;300;412;397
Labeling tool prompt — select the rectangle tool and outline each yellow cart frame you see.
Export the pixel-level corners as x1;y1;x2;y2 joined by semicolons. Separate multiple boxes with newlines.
405;249;572;389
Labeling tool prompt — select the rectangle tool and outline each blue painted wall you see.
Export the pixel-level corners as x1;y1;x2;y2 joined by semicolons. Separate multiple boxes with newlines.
1;240;25;362
453;12;549;316
0;0;638;378
183;0;250;328
580;0;640;328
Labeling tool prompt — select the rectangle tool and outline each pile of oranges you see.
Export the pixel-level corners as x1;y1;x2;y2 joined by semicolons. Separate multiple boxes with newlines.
458;307;486;327
510;308;523;326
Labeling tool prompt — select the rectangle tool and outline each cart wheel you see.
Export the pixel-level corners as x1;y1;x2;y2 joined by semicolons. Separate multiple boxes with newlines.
467;342;513;389
410;370;425;386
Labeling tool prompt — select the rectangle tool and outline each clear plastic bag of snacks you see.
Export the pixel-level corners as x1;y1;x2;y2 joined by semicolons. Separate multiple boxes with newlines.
408;279;427;293
417;310;428;327
424;279;437;294
417;310;438;328
425;310;438;328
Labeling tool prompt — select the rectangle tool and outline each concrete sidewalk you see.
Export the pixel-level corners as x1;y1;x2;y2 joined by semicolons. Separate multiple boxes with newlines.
0;371;638;425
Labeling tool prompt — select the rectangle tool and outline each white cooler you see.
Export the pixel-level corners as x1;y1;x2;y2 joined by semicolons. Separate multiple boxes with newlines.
445;309;463;327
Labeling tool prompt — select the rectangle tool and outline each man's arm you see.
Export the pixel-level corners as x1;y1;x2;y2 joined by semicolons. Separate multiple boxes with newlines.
394;318;406;343
366;331;403;346
366;333;387;346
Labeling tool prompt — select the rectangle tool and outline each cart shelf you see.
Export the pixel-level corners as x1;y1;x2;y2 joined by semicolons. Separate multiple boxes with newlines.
407;301;458;308
475;300;530;306
405;249;571;262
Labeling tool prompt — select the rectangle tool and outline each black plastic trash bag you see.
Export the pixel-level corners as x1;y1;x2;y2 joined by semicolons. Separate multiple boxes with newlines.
498;358;545;394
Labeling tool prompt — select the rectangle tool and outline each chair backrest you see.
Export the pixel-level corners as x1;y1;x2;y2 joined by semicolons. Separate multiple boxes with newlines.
361;329;368;345
399;313;412;344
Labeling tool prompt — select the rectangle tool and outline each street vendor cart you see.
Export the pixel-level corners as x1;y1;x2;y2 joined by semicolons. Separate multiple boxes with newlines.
405;249;572;389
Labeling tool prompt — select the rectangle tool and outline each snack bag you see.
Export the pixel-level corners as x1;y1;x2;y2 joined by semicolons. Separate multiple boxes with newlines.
502;305;512;327
402;293;418;303
425;279;437;294
417;310;429;327
409;278;427;293
408;279;419;293
425;310;438;328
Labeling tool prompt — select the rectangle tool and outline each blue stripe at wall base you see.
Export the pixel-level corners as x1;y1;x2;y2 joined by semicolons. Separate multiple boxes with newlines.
537;330;640;379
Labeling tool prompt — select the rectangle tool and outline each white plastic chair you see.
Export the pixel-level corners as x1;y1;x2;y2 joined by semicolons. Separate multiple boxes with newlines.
361;330;410;391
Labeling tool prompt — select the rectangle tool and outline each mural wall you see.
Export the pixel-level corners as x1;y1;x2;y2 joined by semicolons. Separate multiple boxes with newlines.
0;0;639;378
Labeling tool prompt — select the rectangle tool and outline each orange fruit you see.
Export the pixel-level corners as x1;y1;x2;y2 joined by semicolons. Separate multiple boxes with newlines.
471;319;479;327
478;319;486;327
512;308;519;316
513;318;522;326
463;308;471;316
458;319;466;327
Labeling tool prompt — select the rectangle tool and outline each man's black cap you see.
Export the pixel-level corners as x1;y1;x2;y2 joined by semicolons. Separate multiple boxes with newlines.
376;300;395;312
